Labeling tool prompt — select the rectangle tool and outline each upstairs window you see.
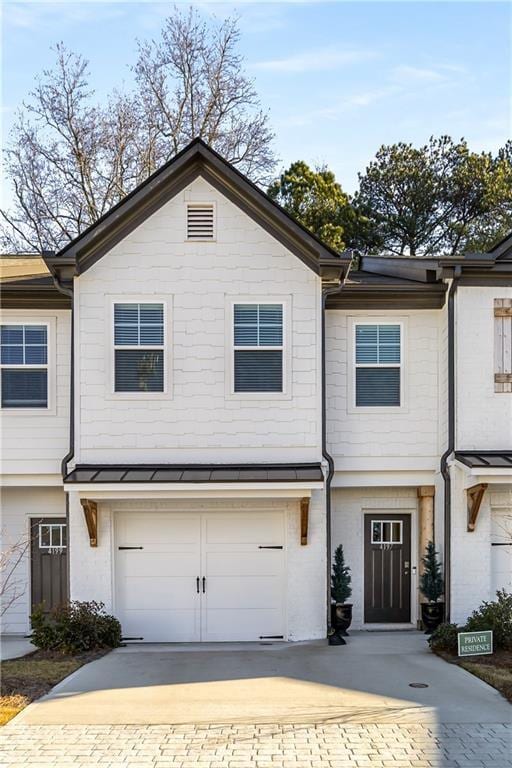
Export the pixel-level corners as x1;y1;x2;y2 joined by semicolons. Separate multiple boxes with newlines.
233;303;283;393
114;303;164;392
1;324;48;408
355;323;401;407
494;299;512;393
186;203;215;240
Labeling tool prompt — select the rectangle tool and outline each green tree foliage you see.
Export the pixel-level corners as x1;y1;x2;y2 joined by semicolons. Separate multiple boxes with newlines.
354;136;512;256
420;541;444;604
331;544;352;604
267;161;363;252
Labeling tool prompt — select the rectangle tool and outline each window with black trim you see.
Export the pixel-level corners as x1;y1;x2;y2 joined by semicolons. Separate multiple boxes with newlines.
355;323;401;407
1;324;48;408
233;303;283;393
114;303;164;392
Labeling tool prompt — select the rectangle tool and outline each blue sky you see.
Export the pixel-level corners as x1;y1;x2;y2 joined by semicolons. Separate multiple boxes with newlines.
2;0;511;197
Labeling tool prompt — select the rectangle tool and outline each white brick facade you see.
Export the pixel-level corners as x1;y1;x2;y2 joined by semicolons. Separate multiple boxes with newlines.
76;177;322;466
325;309;441;472
1;309;70;477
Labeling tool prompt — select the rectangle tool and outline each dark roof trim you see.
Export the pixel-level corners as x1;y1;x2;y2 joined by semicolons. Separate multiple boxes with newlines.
327;273;447;310
361;255;441;284
488;231;512;260
0;275;71;309
64;462;324;484
47;139;349;280
455;451;512;469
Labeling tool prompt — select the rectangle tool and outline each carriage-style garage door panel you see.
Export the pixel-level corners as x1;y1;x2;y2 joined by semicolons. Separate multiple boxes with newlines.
115;511;285;642
115;514;201;642
202;513;285;641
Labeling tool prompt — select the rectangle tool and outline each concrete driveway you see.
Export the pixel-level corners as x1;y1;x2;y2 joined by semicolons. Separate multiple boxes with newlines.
14;631;511;726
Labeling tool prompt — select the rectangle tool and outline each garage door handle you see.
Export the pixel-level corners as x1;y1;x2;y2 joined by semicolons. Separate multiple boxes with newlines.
259;545;283;549
118;546;144;550
196;577;200;593
202;577;206;593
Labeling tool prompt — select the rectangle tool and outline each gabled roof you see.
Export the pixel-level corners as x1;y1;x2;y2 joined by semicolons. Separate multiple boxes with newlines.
45;138;350;282
488;231;512;261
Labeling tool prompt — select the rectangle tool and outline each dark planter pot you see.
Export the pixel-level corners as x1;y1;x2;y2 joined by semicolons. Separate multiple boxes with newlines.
331;602;353;637
421;602;445;634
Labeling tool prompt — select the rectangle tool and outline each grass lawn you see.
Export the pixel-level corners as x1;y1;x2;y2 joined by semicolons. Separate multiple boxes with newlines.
0;650;106;725
438;649;512;703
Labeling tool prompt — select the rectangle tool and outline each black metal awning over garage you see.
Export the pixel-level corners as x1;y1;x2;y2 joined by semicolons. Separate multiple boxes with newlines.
64;463;324;484
455;452;512;469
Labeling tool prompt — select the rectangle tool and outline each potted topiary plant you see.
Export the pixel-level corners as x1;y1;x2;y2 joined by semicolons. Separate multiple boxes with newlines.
420;540;445;634
330;544;352;644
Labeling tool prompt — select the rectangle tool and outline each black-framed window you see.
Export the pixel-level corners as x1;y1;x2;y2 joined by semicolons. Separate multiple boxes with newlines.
355;324;401;407
1;324;48;408
233;303;283;393
114;303;164;392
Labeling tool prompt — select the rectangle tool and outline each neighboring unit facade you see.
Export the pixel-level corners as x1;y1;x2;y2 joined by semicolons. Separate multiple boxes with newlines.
1;139;511;641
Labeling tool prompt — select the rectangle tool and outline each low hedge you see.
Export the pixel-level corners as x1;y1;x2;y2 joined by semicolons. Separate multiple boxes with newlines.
30;600;122;654
429;590;512;654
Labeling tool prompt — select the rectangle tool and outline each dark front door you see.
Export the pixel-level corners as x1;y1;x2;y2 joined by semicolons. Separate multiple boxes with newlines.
364;513;411;623
31;518;68;613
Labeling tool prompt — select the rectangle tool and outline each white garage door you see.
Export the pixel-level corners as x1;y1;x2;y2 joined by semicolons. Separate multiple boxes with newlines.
491;508;512;596
115;511;286;642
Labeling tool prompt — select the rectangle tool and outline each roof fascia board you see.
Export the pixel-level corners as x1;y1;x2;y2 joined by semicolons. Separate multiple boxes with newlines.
66;486;319;499
49;140;349;279
0;291;71;309
326;284;447;310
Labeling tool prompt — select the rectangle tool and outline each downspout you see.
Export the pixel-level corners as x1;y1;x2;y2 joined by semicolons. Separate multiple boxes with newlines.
439;271;460;623
50;273;74;604
322;281;346;636
51;275;74;478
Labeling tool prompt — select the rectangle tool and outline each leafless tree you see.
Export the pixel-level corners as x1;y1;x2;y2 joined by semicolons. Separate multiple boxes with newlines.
1;7;275;253
0;535;30;619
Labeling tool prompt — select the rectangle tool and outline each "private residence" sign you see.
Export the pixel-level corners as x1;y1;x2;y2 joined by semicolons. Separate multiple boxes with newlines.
457;630;493;657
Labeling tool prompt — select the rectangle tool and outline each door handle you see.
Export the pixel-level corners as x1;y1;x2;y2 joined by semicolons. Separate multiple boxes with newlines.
202;577;206;593
196;577;200;594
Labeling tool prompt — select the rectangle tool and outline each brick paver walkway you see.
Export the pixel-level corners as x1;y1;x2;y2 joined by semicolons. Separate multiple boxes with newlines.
1;722;511;768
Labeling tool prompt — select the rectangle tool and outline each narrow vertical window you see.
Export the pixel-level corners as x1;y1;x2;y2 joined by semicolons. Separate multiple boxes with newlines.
355;324;401;406
114;303;164;392
1;325;48;408
233;304;283;393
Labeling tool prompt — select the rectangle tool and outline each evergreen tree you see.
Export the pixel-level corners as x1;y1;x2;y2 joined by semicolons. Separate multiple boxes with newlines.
420;541;444;603
331;544;352;604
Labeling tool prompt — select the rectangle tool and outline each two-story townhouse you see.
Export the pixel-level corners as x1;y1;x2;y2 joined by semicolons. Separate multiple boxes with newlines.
1;140;349;642
1;139;511;642
324;247;512;630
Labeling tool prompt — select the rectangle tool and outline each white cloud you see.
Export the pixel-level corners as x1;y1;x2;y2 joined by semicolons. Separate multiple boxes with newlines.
392;65;447;84
254;46;377;74
3;1;126;31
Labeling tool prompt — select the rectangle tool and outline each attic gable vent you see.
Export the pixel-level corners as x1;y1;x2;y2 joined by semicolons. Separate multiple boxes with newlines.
187;204;215;241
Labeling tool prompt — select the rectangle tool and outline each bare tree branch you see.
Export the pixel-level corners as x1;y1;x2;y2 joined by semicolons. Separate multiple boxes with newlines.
1;9;276;253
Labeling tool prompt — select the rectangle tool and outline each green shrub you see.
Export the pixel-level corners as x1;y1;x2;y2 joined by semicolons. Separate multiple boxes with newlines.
419;541;444;603
31;600;122;654
331;544;352;603
428;622;459;653
464;590;512;650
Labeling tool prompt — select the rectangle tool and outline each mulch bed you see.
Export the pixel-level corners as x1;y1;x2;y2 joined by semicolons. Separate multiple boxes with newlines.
436;648;512;702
